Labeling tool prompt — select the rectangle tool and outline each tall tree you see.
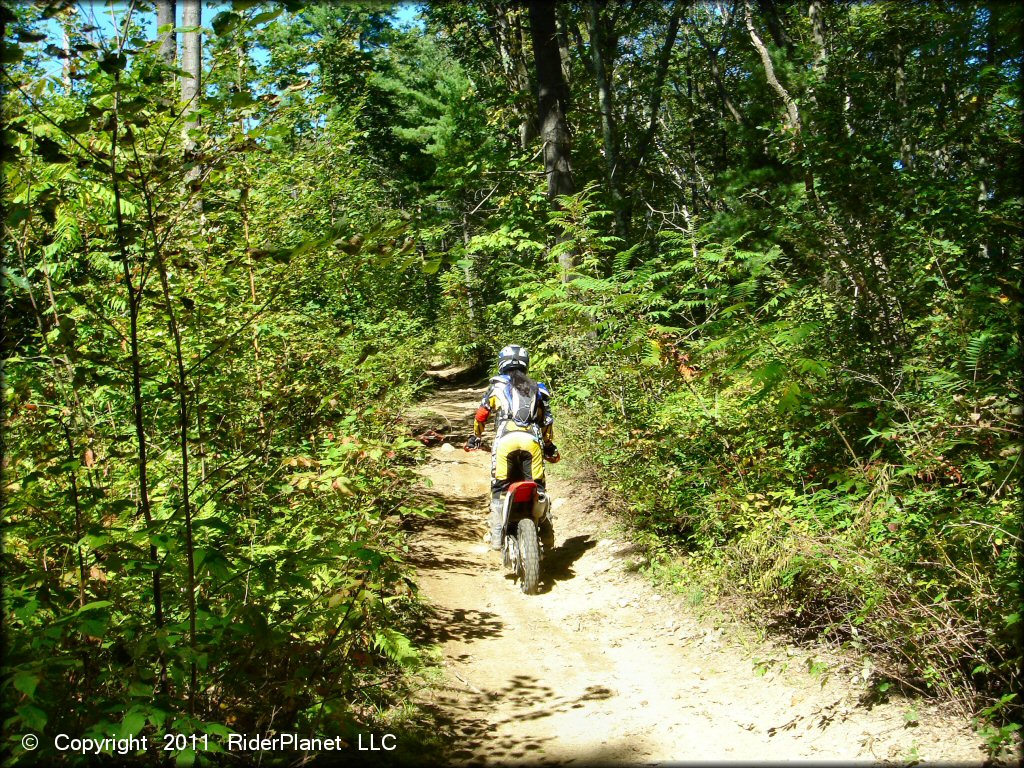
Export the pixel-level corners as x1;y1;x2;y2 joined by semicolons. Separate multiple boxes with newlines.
587;0;623;235
180;0;201;204
492;1;537;148
528;0;576;273
156;0;176;65
180;0;201;117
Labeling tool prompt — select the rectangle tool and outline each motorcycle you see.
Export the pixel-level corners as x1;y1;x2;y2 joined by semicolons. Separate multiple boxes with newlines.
465;441;555;595
498;479;554;595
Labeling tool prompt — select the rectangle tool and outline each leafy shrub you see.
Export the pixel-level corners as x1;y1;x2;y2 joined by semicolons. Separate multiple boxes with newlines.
507;189;1022;742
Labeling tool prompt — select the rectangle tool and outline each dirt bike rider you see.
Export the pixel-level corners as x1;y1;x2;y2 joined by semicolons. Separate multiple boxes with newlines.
466;345;559;551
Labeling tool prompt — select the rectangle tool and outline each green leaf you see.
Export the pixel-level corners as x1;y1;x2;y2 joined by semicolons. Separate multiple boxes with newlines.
194;517;232;534
1;43;24;65
16;704;47;731
4;203;29;227
97;52;127;74
13;671;39;699
229;90;257;108
35;136;71;164
252;9;283;24
77;600;113;614
373;628;419;668
778;381;803;412
58;115;92;135
80;618;107;638
212;11;241;37
119;709;147;738
201;722;234;738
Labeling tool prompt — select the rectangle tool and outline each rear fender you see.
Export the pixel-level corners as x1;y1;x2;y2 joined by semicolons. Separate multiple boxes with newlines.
501;482;538;535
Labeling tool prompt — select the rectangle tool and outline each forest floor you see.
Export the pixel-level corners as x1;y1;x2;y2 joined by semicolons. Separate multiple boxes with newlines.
402;382;992;765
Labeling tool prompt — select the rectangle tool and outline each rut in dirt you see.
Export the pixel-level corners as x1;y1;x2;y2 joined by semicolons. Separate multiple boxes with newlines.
397;382;991;766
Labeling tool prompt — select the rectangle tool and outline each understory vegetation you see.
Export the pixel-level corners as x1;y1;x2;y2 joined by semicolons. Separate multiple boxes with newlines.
2;3;438;761
2;0;1021;763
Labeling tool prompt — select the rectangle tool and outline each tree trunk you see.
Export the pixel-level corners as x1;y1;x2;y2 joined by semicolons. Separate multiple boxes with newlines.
154;235;199;715
492;3;536;149
555;2;573;89
807;0;827;114
180;0;202;207
61;12;73;94
110;70;165;645
462;214;477;323
693;24;744;126
156;0;176;65
517;11;539;148
978;3;1000;263
744;0;815;196
528;0;576;274
809;0;826;67
631;0;683;172
180;0;201;119
757;0;792;53
744;0;800;136
895;41;912;169
588;0;626;237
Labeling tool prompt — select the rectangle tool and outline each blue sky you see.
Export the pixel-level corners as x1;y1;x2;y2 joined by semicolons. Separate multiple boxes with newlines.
52;1;421;36
35;2;423;80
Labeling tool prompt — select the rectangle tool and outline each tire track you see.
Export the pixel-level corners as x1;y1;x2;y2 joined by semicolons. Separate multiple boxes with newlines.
404;383;989;765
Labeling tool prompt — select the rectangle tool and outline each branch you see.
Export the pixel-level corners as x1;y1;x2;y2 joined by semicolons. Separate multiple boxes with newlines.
692;19;745;125
743;0;801;134
631;0;684;170
184;286;285;377
467;183;501;216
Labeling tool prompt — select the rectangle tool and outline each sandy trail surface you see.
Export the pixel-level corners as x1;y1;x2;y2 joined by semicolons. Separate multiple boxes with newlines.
403;383;989;765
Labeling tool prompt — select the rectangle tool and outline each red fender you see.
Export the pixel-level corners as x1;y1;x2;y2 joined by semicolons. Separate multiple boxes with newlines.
506;481;538;503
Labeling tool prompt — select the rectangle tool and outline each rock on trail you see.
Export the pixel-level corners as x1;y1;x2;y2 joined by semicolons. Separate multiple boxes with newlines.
403;383;989;765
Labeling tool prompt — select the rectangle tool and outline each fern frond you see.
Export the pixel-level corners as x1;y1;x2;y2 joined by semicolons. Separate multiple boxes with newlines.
964;331;993;373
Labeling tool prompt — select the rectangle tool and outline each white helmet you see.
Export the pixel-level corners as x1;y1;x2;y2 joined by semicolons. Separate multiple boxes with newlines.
497;344;529;374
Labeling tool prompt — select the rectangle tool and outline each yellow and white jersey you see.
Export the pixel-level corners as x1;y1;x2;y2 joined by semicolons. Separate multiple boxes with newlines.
474;374;554;444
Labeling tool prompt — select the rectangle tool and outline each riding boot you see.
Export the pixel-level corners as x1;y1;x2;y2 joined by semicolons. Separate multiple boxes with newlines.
539;515;555;553
535;487;555;552
488;491;504;550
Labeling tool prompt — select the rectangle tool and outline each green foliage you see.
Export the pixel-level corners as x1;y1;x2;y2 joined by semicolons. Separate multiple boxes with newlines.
2;3;438;763
508;180;1021;739
975;694;1022;756
3;0;1021;760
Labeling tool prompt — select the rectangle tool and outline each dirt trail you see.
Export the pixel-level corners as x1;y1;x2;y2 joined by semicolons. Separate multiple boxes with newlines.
405;383;988;765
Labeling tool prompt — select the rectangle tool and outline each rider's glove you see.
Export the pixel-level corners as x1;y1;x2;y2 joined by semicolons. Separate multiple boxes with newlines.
543;442;560;463
466;435;482;450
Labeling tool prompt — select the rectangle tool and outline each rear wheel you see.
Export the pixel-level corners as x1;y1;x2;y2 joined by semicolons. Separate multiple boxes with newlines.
516;518;540;595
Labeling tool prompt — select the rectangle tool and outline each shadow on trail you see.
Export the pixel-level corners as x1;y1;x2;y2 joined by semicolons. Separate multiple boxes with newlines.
406;383;487;443
408;604;506;646
411;673;619;766
539;535;597;594
402;486;487;545
407;548;481;575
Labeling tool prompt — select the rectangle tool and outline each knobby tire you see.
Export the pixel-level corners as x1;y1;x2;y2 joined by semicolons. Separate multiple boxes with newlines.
516;518;540;595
